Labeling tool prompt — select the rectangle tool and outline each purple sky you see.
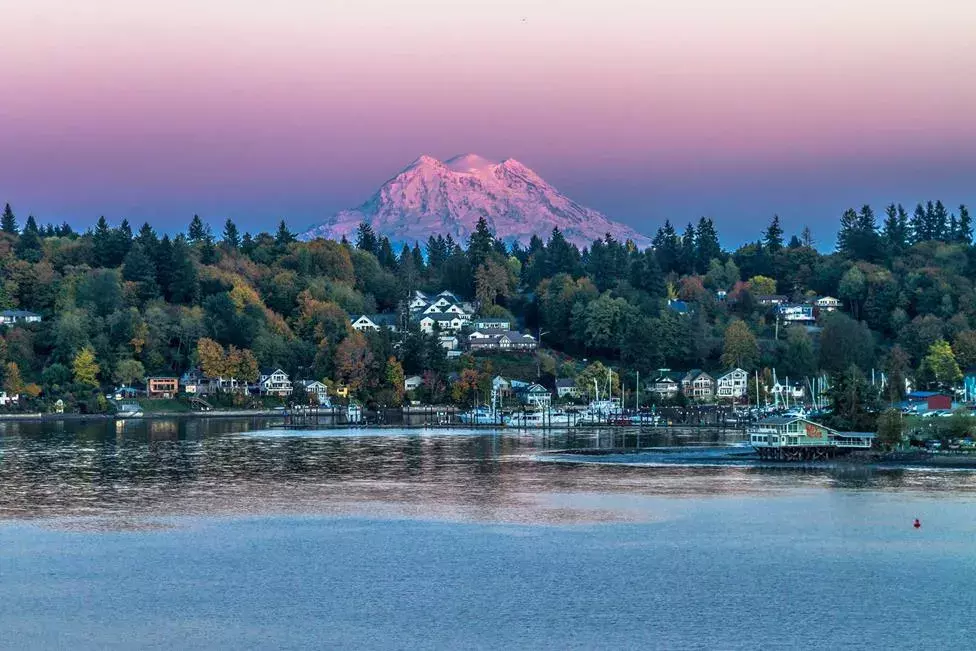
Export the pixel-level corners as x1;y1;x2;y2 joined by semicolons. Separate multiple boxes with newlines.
2;1;975;246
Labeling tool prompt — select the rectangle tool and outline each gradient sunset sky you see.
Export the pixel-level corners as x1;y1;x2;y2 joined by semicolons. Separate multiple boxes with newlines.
2;0;975;244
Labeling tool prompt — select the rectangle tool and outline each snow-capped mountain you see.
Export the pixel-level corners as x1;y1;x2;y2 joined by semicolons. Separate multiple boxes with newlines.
300;154;651;249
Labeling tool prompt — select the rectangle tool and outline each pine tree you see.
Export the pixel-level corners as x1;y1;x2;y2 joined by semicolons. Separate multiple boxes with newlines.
356;222;378;254
168;235;199;304
678;223;696;274
837;208;858;254
241;232;255;255
694;217;721;272
800;226;814;248
957;205;972;244
763;215;784;252
377;237;397;269
1;203;18;234
92;216;113;266
932;200;949;240
275;219;295;246
652;220;680;274
187;214;207;243
910;203;928;243
15;215;43;262
882;204;907;255
122;242;159;301
222;218;240;249
467;216;495;269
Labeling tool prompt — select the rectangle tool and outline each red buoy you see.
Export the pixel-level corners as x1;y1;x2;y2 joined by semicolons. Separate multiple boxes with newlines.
913;518;921;529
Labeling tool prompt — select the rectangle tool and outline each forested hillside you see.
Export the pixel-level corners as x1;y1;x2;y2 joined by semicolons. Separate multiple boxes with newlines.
0;199;971;415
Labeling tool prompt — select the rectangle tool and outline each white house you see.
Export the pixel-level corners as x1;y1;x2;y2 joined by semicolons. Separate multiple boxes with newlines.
350;313;399;332
471;317;511;331
778;304;815;324
816;296;841;312
419;315;464;334
259;368;293;397
404;375;423;392
771;381;806;401
0;310;41;326
715;368;749;401
438;335;459;351
468;331;536;352
648;374;681;400
0;391;19;406
492;376;512;399
295;380;330;405
511;381;551;410
555;378;581;399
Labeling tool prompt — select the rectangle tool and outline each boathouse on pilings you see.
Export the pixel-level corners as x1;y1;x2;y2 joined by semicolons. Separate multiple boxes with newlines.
748;415;875;460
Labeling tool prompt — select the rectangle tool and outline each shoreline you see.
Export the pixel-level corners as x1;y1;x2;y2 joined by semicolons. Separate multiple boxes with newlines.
549;446;976;469
0;410;286;422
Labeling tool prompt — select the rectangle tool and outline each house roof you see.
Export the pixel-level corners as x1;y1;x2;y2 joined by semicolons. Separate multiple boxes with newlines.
555;378;576;389
260;368;287;376
474;317;510;324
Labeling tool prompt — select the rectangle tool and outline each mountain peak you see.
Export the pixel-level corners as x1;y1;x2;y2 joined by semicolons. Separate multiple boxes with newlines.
301;154;650;249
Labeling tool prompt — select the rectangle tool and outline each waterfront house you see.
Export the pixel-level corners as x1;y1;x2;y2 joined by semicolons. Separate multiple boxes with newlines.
748;415;874;459
555;378;581;400
350;313;399;332
404;375;423;392
0;391;19;407
146;377;179;399
681;370;715;401
295;380;330;406
0;309;41;326
492;376;513;399
511;380;552;410
259;368;293;397
715;368;749;401
648;373;681;400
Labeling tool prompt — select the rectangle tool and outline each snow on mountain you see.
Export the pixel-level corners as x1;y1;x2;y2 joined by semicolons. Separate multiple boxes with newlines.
300;154;651;249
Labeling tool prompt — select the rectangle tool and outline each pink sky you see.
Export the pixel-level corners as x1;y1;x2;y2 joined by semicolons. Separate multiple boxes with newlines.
2;0;975;241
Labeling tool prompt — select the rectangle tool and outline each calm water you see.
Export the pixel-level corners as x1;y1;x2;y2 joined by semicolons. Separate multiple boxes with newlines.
2;419;976;649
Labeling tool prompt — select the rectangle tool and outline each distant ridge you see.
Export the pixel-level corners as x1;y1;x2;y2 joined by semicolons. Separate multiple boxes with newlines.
300;154;651;248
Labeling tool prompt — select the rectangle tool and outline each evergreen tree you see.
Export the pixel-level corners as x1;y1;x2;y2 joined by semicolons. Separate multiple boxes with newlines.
763;215;784;252
222;218;241;249
241;232;256;255
837;208;858;254
881;203;908;255
122;242;159;301
1;203;18;234
92;216;113;267
135;223;159;259
694;217;721;272
275;219;295;246
426;235;448;271
356;222;378;255
956;205;972;244
377;237;397;270
931;200;949;240
678;223;696;274
188;214;207;243
15;215;42;262
800;226;814;248
910;203;928;243
168;235;199;304
652;220;681;274
467;216;495;269
155;235;174;296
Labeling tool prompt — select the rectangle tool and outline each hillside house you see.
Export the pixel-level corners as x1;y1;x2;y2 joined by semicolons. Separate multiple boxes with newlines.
350;313;400;332
778;304;815;324
419;314;465;334
471;317;512;331
404;375;423;392
0;310;41;326
467;331;537;352
715;368;749;401
815;296;841;311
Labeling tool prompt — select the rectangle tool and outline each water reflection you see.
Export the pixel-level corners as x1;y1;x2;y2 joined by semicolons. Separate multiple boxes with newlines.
2;419;976;524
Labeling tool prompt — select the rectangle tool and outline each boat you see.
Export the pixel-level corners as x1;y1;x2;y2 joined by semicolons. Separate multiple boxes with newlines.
458;406;500;425
505;409;579;428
